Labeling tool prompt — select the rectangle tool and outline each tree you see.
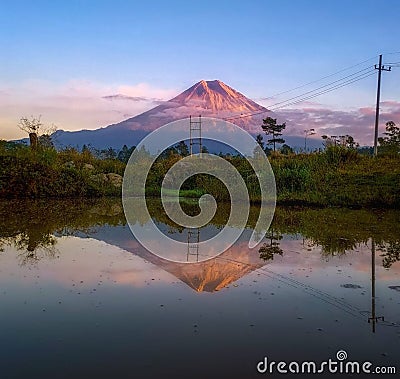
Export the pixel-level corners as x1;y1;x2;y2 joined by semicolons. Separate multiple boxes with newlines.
117;145;131;163
18;116;43;149
280;144;294;155
378;121;400;154
98;147;117;160
322;134;358;149
255;134;265;150
344;135;358;149
357;146;373;156
176;141;189;157
38;134;54;149
201;145;209;154
261;117;286;151
18;115;57;150
159;146;178;159
378;241;400;269
104;147;117;159
81;144;94;160
381;121;400;144
321;134;334;148
259;229;283;261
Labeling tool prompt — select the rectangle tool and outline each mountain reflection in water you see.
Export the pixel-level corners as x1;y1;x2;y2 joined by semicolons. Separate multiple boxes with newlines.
1;198;399;293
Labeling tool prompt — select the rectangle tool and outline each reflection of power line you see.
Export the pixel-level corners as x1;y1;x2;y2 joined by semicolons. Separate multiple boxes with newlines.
195;238;400;329
210;253;363;319
187;228;200;263
259;267;365;320
207;247;400;329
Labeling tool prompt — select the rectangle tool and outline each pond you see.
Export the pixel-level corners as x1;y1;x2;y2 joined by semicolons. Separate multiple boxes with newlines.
0;198;399;378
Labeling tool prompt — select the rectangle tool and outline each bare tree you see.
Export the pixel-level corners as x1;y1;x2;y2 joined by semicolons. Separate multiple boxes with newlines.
18;116;42;149
18;115;57;149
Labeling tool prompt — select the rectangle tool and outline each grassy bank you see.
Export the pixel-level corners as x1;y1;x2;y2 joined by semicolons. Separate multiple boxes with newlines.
270;149;400;207
0;142;124;197
1;141;399;207
145;147;400;208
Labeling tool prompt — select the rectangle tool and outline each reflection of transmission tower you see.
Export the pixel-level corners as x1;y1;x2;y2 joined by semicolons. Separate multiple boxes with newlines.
368;238;384;333
189;115;202;155
187;228;200;262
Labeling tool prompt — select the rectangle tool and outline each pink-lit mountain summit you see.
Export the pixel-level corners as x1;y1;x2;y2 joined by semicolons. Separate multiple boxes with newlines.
173;80;264;114
111;79;268;132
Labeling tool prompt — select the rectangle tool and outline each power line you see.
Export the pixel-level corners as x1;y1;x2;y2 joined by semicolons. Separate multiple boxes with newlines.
266;67;373;109
260;56;377;100
269;72;376;111
270;71;376;111
225;69;376;120
224;109;268;121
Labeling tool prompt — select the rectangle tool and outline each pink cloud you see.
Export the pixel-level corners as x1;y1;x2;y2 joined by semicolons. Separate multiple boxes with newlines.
275;100;400;145
359;107;375;116
381;100;400;107
0;79;177;140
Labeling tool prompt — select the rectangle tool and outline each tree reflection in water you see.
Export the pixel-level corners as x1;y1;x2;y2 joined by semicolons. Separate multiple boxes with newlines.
258;228;283;261
0;198;125;266
0;199;399;270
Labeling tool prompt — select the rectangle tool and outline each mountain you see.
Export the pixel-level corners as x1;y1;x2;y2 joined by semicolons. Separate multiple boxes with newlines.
51;80;272;150
39;79;322;151
114;79;269;133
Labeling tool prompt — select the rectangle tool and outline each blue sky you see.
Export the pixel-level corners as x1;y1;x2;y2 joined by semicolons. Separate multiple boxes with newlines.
1;0;400;141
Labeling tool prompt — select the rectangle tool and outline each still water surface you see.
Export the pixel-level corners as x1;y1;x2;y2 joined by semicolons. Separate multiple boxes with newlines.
0;199;399;378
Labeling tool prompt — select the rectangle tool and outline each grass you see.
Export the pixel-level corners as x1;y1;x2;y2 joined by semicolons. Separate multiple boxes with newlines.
1;141;399;207
0;142;125;197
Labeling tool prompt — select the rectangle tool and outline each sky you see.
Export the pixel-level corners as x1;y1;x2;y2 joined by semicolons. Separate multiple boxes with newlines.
1;0;400;144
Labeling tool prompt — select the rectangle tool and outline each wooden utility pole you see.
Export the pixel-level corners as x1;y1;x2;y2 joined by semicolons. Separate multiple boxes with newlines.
373;55;391;156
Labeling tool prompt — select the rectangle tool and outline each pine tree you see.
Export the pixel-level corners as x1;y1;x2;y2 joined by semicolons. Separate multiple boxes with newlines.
261;117;286;152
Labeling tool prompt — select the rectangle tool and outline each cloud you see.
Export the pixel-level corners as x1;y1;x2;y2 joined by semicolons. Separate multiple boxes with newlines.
103;94;150;102
2;236;174;288
274;101;400;145
0;79;177;140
